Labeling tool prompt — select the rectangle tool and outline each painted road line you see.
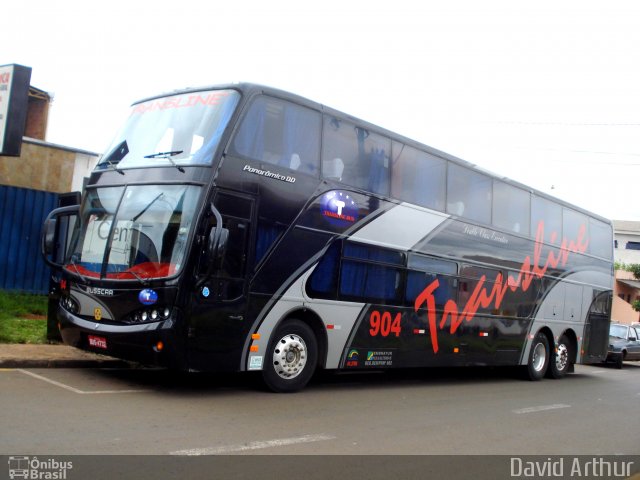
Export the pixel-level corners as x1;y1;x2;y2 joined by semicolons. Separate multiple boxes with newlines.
171;434;337;456
513;404;571;414
18;369;149;394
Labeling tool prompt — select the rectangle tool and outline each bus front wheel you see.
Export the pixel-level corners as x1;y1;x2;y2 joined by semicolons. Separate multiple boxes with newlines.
524;331;550;381
262;319;318;393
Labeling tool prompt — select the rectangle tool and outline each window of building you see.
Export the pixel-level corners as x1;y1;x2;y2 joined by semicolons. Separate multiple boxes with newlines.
231;96;321;175
626;241;640;251
322;116;391;195
390;142;446;211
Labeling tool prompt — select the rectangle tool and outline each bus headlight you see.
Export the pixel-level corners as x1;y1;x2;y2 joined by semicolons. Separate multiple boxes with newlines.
127;306;172;324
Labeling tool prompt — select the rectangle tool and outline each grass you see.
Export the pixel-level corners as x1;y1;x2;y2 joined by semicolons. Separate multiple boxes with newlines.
0;290;49;344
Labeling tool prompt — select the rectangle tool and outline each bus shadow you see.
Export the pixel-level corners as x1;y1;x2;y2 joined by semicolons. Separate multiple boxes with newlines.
88;364;566;395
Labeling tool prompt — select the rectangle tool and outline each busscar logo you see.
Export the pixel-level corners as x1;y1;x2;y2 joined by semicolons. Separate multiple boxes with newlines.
8;456;73;479
85;286;114;296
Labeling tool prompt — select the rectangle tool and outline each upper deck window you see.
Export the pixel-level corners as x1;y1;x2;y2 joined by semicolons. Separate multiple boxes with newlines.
97;89;240;170
590;218;613;259
231;96;321;175
446;164;492;224
322;116;391;196
492;181;530;235
531;195;562;245
563;208;589;245
391;142;446;211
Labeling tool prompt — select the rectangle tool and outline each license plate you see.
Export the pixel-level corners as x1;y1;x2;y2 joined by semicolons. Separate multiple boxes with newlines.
88;335;107;349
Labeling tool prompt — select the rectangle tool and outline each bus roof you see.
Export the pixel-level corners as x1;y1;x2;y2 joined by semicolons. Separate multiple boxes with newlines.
133;82;612;225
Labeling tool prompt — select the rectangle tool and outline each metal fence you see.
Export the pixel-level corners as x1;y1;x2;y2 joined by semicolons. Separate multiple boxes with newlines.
0;185;58;294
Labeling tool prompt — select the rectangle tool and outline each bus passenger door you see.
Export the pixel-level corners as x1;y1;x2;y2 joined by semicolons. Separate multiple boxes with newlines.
188;191;255;371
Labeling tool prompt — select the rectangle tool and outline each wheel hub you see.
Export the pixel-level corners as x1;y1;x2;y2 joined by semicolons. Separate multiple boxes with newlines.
273;333;307;380
532;342;547;372
555;343;568;371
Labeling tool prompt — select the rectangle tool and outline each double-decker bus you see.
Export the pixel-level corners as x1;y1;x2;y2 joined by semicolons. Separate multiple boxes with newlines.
42;83;613;392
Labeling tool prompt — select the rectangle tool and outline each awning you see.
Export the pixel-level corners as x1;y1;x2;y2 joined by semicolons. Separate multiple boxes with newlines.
617;279;640;289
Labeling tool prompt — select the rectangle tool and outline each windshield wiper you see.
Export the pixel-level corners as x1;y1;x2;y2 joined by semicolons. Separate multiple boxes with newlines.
123;268;149;286
144;150;185;172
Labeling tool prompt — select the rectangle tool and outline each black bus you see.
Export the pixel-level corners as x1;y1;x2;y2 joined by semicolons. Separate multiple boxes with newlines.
42;83;613;392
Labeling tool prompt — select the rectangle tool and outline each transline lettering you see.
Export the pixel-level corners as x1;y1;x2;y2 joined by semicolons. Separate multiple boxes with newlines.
414;222;589;353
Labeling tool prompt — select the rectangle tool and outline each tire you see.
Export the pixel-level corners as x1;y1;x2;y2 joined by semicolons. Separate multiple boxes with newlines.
262;319;318;393
615;352;624;369
547;334;572;379
524;331;550;381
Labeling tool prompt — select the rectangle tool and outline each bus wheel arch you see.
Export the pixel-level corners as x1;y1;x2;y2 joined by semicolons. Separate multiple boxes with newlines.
547;329;577;379
261;310;324;393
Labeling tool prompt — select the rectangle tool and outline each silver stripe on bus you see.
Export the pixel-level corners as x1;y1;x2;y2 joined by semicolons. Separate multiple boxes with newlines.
245;202;452;371
349;202;449;251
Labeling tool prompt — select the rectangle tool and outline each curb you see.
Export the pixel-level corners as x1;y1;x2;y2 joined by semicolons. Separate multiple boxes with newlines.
0;344;132;369
0;358;131;369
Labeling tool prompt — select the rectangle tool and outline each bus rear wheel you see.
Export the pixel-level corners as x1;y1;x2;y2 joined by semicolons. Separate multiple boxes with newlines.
524;331;550;381
547;334;572;379
262;319;318;393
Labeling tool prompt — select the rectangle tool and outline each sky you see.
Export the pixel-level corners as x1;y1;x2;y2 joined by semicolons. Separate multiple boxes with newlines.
3;0;639;220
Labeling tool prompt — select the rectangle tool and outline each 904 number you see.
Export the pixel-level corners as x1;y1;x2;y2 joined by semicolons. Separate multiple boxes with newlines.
369;311;401;337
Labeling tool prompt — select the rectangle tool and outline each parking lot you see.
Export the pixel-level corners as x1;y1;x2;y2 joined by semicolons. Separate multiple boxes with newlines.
2;362;639;457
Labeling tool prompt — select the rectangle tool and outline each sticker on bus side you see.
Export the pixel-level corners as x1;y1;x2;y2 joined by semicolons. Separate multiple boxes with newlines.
321;191;358;227
249;356;263;370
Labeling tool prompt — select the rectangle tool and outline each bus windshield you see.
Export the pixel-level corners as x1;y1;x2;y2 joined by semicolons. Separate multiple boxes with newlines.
66;184;201;280
97;89;240;170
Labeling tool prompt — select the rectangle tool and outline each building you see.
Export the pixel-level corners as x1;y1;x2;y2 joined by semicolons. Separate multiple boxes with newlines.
0;77;99;294
0;136;98;193
0;85;99;193
613;220;640;265
612;220;640;324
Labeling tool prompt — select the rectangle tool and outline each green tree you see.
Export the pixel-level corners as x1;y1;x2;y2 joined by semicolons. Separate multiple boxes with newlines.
628;264;640;280
614;260;628;271
632;299;640;313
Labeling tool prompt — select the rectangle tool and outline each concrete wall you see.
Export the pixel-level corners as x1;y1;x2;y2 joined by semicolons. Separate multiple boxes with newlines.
614;233;640;264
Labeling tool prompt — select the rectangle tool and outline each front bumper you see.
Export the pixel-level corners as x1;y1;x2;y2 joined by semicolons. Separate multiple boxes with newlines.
58;306;186;369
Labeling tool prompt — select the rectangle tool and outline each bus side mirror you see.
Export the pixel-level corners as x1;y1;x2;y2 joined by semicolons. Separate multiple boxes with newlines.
43;217;57;256
216;228;229;267
207;226;229;272
41;205;80;268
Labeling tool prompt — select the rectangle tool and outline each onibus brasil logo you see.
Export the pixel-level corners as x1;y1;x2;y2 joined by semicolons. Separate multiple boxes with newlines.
8;456;73;479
